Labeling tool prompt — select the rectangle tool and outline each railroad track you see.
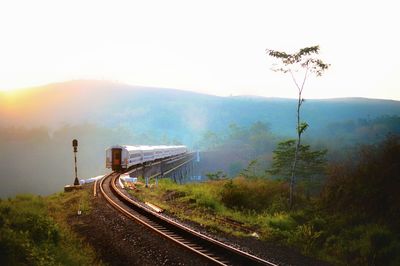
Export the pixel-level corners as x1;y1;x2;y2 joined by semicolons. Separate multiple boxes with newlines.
99;171;278;266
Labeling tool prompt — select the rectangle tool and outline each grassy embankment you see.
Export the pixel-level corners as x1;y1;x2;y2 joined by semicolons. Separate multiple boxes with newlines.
127;136;400;265
0;189;102;265
129;177;291;237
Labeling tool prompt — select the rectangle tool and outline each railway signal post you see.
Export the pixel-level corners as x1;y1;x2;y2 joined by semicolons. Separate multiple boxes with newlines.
73;139;79;186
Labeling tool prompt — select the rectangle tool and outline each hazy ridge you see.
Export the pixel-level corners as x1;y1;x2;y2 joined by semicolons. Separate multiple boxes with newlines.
1;80;400;141
1;80;400;197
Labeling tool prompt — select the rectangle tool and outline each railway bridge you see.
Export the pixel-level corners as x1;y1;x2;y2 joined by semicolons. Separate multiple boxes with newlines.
124;151;199;186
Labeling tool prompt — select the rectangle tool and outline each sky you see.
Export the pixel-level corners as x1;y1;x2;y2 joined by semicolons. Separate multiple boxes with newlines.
0;0;399;100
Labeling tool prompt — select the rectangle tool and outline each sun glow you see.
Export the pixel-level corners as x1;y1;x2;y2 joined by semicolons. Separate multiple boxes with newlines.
0;0;399;100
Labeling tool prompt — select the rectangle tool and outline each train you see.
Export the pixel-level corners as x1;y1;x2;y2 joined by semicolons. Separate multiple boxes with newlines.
106;145;188;171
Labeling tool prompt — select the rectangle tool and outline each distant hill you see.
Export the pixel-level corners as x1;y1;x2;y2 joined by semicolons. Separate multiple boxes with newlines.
1;80;400;145
1;80;400;197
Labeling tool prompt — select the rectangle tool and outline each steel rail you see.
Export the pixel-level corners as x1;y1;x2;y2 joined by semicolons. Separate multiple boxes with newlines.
99;172;226;265
111;175;277;265
100;169;277;265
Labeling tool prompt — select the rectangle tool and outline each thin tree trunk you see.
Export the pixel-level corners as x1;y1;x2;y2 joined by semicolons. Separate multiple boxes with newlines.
288;68;308;209
289;95;302;209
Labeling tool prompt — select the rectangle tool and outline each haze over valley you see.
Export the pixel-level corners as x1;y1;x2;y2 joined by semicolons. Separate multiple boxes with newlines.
1;80;399;197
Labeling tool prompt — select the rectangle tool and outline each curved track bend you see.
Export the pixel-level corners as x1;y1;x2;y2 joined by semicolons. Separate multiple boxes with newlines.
99;171;277;266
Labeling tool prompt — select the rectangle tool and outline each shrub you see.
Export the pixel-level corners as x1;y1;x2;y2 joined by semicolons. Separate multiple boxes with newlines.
324;224;400;265
292;224;322;254
0;193;98;265
267;212;296;231
320;134;400;225
220;177;288;212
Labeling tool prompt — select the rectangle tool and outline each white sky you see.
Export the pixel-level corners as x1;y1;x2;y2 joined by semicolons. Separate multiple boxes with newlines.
0;0;399;100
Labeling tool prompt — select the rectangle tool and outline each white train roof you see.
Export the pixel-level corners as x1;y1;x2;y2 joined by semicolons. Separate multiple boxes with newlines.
107;145;187;151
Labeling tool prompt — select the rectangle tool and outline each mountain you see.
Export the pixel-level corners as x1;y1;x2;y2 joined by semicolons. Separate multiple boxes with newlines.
1;80;400;144
1;80;400;197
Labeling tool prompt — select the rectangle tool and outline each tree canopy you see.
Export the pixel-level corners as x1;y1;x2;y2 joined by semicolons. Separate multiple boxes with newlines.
266;45;329;207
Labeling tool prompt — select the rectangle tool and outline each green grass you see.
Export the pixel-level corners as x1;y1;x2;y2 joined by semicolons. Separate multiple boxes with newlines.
127;176;400;265
128;177;291;237
0;190;102;266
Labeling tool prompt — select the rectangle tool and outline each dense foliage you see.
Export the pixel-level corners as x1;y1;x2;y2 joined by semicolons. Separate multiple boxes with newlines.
133;134;400;265
0;193;99;265
322;115;400;145
0;195;60;265
321;134;400;226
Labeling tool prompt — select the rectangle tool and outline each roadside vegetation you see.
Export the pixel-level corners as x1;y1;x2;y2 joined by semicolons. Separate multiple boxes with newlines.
0;189;101;265
129;135;400;265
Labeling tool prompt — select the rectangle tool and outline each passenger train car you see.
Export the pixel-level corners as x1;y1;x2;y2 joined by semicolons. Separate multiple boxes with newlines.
106;145;187;171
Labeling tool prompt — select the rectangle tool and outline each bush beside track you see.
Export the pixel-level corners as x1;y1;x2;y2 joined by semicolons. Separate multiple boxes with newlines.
0;190;101;265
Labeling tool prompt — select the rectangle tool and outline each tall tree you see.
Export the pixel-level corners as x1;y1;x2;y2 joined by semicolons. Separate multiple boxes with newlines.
266;45;329;208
